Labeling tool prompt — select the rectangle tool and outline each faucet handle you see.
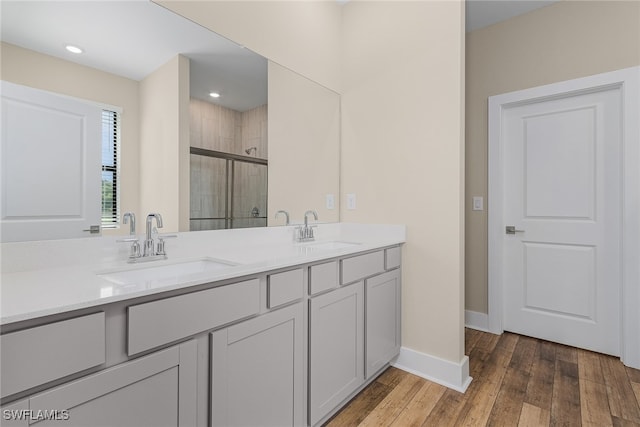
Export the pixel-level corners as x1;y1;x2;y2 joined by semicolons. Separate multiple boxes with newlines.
155;234;177;256
117;237;141;259
156;239;166;256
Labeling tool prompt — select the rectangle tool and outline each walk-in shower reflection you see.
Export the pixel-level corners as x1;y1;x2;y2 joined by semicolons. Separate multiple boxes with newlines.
190;148;267;230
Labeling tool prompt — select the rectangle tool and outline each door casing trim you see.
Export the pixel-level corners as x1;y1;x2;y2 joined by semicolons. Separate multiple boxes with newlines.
488;66;640;369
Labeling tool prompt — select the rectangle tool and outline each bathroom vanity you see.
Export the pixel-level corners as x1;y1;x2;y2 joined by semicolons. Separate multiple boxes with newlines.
0;223;404;426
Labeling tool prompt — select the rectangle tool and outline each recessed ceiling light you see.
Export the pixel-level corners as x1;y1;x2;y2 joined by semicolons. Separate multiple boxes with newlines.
209;92;221;98
65;45;83;54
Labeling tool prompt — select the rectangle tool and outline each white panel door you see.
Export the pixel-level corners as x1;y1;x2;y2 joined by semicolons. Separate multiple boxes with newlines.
502;87;621;356
1;81;102;242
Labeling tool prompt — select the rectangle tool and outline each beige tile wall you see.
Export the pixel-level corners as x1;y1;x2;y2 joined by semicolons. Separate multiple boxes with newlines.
190;99;267;159
189;99;268;230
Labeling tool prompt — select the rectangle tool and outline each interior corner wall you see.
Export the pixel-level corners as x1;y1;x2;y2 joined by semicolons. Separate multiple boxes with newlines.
465;0;640;315
0;42;140;237
341;1;466;364
139;54;190;233
155;0;342;93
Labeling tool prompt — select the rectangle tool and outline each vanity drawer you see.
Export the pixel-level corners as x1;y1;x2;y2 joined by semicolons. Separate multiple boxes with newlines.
128;279;260;356
309;261;338;295
341;251;385;285
385;246;401;270
268;269;303;309
0;312;105;399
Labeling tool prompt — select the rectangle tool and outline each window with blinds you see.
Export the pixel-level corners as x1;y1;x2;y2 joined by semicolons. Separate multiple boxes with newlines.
101;110;120;228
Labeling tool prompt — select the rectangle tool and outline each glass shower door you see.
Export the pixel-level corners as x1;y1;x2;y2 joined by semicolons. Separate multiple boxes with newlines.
190;149;267;231
190;155;229;231
230;161;267;228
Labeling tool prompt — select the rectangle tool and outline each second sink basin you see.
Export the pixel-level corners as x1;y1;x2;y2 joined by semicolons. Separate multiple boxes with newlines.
99;258;237;286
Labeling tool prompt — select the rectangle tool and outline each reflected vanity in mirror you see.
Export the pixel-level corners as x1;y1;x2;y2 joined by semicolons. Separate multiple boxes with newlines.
0;0;340;241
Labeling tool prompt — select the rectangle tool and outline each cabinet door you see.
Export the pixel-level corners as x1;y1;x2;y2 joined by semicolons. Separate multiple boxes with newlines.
211;303;304;427
21;340;197;427
309;281;364;426
366;269;401;379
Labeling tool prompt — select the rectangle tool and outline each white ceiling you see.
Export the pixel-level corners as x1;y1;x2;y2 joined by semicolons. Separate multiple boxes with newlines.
1;0;558;109
0;1;267;112
466;0;559;33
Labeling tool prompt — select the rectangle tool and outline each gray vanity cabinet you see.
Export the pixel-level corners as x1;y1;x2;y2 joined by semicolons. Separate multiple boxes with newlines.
309;281;364;426
365;269;401;379
1;340;197;427
210;302;305;427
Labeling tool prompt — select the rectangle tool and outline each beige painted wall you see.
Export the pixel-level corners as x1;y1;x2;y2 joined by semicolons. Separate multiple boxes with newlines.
139;54;191;233
156;0;342;93
268;62;341;225
465;0;640;314
341;1;466;362
161;0;466;366
0;42;140;237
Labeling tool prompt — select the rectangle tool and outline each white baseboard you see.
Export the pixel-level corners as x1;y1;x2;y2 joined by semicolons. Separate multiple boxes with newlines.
392;347;472;393
465;310;489;332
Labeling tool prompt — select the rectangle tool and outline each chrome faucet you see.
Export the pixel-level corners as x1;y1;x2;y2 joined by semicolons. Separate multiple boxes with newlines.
123;212;136;235
118;212;175;263
144;213;163;257
297;210;318;242
118;212;141;259
304;210;318;226
275;210;290;226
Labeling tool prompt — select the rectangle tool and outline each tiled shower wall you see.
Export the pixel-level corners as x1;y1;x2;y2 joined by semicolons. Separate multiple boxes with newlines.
190;99;268;230
190;98;268;159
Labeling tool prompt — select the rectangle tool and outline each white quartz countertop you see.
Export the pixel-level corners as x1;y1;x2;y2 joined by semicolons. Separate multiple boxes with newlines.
0;223;405;325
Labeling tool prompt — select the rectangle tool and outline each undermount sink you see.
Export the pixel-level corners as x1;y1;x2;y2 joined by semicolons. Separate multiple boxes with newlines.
99;258;238;286
296;241;361;252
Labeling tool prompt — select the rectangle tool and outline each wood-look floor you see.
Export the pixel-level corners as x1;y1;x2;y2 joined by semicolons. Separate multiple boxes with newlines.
325;329;640;426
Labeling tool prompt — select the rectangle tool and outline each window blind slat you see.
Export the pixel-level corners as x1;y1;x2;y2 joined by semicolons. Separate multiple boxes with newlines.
101;110;119;227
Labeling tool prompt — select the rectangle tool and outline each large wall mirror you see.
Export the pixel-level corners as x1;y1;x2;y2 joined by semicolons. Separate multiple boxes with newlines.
0;1;340;241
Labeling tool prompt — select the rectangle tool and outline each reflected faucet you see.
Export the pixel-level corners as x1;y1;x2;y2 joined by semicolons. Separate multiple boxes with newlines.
144;213;163;257
275;210;290;226
304;210;318;228
123;212;136;235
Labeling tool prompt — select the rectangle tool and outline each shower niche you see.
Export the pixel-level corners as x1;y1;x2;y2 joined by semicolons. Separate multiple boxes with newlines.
189;99;267;231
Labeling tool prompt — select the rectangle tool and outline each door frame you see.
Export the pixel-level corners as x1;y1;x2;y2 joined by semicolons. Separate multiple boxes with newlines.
488;66;640;369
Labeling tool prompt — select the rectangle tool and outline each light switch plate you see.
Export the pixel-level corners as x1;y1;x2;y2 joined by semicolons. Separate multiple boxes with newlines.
346;193;356;210
326;194;335;210
472;196;484;211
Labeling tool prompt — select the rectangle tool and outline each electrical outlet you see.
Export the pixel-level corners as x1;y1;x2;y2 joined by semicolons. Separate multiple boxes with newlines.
326;194;335;210
346;193;356;210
